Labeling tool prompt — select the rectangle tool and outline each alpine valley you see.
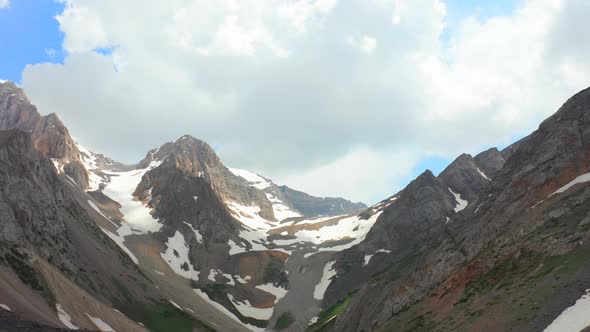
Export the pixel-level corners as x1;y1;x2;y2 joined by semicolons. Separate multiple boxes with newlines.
2;79;590;332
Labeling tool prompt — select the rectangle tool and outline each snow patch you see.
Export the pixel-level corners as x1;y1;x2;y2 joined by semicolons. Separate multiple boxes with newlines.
168;300;182;310
474;201;485;214
544;289;590;332
208;269;219;282
0;304;10;311
193;290;263;331
229;168;272;190
314;261;337;300
227;201;274;231
51;159;64;174
183;221;203;243
449;188;468;212
228;239;247;256
309;316;319;325
255;283;288;304
85;314;115;332
56;304;78;329
228;294;274;320
99;227;139;264
76;143;105;191
363;249;391;266
102;161;163;233
298;212;384;257
223;273;236;286
265;193;302;221
235;275;249;284
161;231;199;280
477;168;491;181
550;172;590;196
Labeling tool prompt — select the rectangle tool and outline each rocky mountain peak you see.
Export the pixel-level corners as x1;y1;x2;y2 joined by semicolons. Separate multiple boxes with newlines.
0;81;39;132
438;152;491;202
474;147;505;179
138;134;219;176
136;134;276;221
492;86;590;203
415;168;435;181
0;80;27;100
363;168;454;250
0;81;91;190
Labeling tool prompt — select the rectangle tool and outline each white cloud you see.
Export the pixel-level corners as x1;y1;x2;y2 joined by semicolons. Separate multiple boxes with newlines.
278;0;338;34
20;0;590;203
56;3;110;53
0;0;9;9
280;147;420;203
347;34;377;54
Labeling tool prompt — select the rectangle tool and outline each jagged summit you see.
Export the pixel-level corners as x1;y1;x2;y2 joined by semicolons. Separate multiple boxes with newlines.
473;147;505;178
138;134;214;168
0;80;91;189
438;152;491;202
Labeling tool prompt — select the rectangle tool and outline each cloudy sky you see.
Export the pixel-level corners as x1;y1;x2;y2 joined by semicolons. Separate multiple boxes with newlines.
1;0;589;204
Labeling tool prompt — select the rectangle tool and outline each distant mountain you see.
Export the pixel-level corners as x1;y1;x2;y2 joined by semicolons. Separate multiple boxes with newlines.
227;168;367;219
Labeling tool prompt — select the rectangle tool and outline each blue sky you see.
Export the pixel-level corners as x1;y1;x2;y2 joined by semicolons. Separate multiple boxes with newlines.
0;0;64;82
442;0;521;42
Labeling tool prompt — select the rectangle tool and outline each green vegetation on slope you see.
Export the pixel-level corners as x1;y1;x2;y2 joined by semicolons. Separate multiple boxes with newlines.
116;302;214;332
307;294;352;332
274;311;295;331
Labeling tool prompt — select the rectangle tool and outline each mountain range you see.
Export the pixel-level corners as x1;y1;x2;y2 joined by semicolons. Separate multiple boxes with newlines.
1;79;590;332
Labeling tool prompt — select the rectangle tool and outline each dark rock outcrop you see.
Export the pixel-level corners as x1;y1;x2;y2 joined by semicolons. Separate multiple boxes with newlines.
438;153;490;202
326;170;458;306
474;147;505;179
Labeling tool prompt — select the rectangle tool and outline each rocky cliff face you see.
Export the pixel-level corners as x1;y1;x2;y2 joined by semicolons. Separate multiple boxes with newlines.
324;148;501;310
473;147;505;179
325;170;457;306
0;129;165;331
134;137;250;270
0;81;90;190
438;153;492;202
320;87;590;332
138;135;276;221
